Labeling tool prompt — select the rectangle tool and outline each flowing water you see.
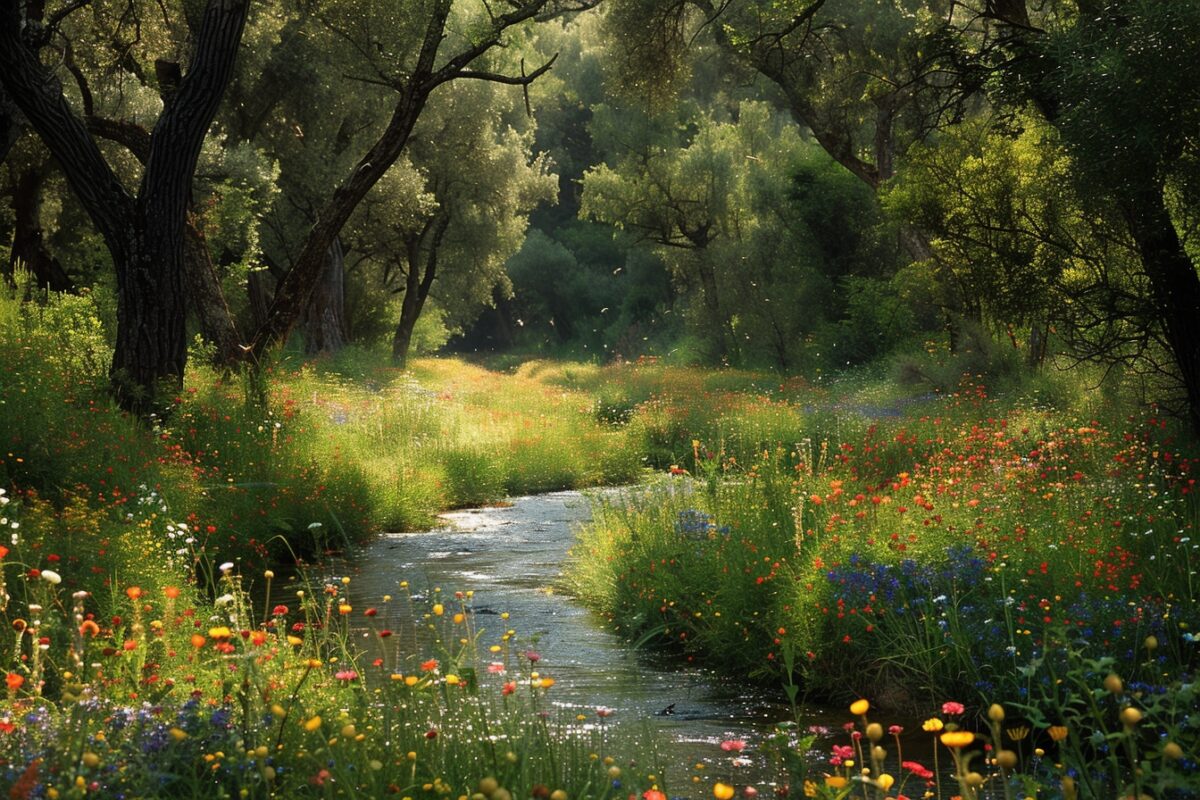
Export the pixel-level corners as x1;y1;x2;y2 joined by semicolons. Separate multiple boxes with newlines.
324;490;850;787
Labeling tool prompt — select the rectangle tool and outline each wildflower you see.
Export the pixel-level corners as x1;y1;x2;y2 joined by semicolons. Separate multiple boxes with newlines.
5;673;24;691
164;586;181;599
941;701;965;715
901;761;933;780
41;570;62;585
939;731;975;748
1047;725;1069;742
596;706;614;718
644;791;666;800
720;740;746;753
125;586;142;600
713;783;735;800
272;605;289;616
208;626;232;640
922;718;944;732
335;670;359;682
219;562;234;574
525;650;541;663
287;635;303;646
876;774;895;791
432;604;444;616
823;777;847;789
1006;725;1029;740
1164;742;1184;760
987;704;1005;722
849;698;869;716
303;715;322;732
502;681;516;695
190;634;206;649
487;662;506;674
79;620;100;637
888;725;903;735
420;659;438;672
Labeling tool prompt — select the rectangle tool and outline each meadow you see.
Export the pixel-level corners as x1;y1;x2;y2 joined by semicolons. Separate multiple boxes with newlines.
0;287;1197;797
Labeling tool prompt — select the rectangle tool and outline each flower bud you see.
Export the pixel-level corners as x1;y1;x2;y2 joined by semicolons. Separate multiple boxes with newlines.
1103;674;1123;694
987;703;1005;722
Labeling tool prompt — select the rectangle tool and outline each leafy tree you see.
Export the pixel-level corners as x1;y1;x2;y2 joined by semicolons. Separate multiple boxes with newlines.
947;0;1200;427
344;80;557;366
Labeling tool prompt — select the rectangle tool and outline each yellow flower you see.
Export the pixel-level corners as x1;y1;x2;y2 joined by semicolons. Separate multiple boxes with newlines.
169;728;188;741
922;717;944;732
208;626;232;640
1047;725;1069;742
713;783;735;800
1006;725;1030;741
823;776;847;789
1119;707;1142;726
433;604;445;616
287;635;303;647
445;674;460;686
303;715;322;732
803;781;817;798
849;699;869;716
876;774;894;791
940;731;975;748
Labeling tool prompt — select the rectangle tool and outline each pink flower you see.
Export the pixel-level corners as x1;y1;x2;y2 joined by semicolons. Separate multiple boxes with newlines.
902;761;933;779
524;650;541;663
941;701;965;715
487;662;506;674
720;739;747;753
335;670;359;681
888;724;904;735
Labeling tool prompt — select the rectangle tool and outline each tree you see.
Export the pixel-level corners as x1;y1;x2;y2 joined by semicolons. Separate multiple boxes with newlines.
243;0;565;363
344;80;557;366
950;0;1200;427
0;0;251;415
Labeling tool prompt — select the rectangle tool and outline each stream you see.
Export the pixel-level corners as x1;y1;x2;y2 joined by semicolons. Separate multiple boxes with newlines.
325;489;849;787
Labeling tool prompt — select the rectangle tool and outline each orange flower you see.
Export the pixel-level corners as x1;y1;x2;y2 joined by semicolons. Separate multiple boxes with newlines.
164;586;181;599
190;634;206;649
125;586;143;601
79;620;100;637
420;659;439;672
5;673;24;690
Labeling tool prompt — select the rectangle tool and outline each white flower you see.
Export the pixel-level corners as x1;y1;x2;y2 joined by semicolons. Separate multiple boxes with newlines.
215;594;235;606
219;562;234;573
40;570;62;585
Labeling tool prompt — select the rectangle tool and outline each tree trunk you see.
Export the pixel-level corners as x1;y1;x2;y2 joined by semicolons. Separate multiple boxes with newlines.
1124;183;1200;433
696;257;732;362
301;238;348;355
183;214;243;365
391;219;446;368
8;162;74;292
